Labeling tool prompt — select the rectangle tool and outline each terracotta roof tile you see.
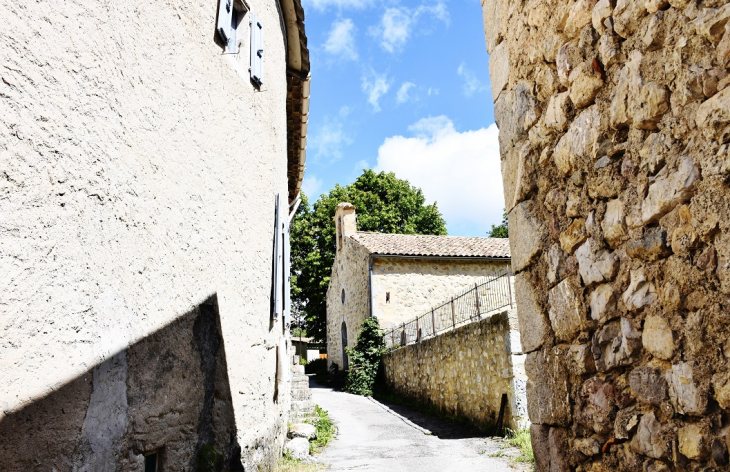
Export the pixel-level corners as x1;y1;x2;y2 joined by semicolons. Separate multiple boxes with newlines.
350;232;511;258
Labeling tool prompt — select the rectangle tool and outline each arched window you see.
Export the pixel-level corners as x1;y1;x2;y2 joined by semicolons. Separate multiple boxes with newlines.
341;321;349;370
341;288;346;305
338;216;343;250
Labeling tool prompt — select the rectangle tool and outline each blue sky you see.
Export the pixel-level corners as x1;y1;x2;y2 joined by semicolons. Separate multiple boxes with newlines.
300;0;505;236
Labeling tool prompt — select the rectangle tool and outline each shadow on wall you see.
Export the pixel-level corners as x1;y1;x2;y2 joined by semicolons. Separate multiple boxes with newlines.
0;294;245;471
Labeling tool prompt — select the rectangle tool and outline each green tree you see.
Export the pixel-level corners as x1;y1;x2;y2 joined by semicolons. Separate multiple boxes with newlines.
488;209;509;238
290;169;447;341
345;317;386;396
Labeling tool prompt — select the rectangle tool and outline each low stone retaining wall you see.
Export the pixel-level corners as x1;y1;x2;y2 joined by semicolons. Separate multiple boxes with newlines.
382;310;528;432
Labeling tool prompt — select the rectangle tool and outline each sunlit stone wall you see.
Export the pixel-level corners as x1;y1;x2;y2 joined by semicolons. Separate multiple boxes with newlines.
383;310;528;432
482;0;730;469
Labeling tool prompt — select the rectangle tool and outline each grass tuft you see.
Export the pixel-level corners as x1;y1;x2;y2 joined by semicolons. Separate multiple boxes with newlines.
505;428;534;463
274;452;324;472
305;405;336;454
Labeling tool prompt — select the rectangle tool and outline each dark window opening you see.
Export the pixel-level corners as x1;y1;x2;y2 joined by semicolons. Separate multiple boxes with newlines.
341;321;349;371
386;292;390;303
144;452;158;472
341;288;346;304
338;217;343;250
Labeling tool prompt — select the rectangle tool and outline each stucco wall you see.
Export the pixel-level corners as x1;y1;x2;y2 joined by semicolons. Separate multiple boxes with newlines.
383;310;528;432
372;257;511;328
1;0;292;469
483;0;730;469
326;237;371;370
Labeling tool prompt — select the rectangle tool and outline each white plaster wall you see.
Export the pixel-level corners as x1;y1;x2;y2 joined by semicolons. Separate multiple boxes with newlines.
0;0;290;467
372;258;511;328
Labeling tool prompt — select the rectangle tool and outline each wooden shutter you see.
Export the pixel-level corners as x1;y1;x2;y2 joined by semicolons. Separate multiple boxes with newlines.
283;215;291;328
250;12;264;86
217;0;238;53
273;193;282;317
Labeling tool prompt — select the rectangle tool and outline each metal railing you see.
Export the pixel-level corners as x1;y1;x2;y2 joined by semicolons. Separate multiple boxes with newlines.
382;270;514;350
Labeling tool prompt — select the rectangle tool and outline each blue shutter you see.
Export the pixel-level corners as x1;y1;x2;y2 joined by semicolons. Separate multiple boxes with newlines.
217;0;237;53
250;13;264;86
283;215;291;327
273;194;282;317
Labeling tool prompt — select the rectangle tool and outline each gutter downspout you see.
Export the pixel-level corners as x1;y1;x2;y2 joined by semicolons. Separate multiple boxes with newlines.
368;254;374;319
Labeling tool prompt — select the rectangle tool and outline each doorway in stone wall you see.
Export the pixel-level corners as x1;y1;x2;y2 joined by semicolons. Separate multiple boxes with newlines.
340;321;348;371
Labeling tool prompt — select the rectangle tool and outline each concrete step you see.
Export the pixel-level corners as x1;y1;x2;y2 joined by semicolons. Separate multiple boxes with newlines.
291;399;314;413
290;411;315;422
292;377;309;387
292;389;312;401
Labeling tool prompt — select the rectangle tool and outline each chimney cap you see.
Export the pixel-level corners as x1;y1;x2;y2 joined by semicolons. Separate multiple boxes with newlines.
336;202;356;211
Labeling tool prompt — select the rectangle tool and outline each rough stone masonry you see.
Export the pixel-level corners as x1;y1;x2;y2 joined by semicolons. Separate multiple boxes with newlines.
482;0;730;470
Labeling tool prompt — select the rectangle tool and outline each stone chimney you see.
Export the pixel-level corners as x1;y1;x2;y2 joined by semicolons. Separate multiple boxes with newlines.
334;202;357;251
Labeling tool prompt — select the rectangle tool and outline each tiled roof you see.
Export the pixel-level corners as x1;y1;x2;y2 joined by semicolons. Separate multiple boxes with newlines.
351;232;511;259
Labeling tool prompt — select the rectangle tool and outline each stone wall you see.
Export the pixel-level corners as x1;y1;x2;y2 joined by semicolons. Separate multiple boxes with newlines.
382;310;528;432
326;237;511;371
372;258;511;328
1;0;295;469
326;235;372;371
482;0;730;469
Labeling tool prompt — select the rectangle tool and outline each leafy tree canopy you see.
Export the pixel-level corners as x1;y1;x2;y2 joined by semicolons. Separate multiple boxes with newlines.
290;169;447;342
487;209;509;238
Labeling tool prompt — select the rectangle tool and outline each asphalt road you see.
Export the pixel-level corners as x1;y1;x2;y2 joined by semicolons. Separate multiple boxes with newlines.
310;380;520;472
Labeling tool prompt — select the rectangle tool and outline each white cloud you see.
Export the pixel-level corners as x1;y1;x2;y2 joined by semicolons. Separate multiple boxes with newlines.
324;18;358;61
396;82;415;104
371;2;449;53
338;105;351;118
374;116;504;235
457;62;487;96
378;8;412;53
427;87;439;96
361;69;391;112
305;0;371;12
309;109;353;161
302;175;324;198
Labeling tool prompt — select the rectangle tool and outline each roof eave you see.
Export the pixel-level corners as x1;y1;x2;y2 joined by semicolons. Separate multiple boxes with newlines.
370;253;511;261
281;0;310;205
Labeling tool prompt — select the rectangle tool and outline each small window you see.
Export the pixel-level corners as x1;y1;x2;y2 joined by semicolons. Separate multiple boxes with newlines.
386;292;390;303
341;288;346;305
144;453;158;472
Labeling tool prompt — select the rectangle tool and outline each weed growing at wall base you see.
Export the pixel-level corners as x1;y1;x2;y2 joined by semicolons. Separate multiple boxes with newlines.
275;453;324;472
505;429;534;464
305;405;336;454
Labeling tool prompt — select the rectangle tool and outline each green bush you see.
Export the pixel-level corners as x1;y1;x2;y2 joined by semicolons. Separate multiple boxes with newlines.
345;318;386;396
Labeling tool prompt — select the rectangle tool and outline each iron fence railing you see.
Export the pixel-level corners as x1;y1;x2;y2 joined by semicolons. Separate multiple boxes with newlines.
382;270;514;350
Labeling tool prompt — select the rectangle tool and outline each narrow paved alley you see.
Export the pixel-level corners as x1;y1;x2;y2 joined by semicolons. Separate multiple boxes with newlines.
310;380;524;472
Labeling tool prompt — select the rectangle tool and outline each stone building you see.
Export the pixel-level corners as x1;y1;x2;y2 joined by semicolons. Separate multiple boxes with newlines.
326;202;511;370
0;0;309;470
482;0;730;469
